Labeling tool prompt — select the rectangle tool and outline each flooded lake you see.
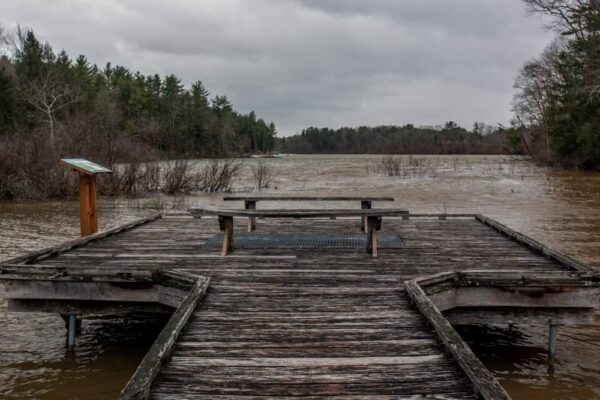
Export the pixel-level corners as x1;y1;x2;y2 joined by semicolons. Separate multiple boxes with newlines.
2;154;600;399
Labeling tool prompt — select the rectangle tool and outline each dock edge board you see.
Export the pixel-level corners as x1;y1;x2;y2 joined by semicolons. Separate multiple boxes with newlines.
2;213;599;399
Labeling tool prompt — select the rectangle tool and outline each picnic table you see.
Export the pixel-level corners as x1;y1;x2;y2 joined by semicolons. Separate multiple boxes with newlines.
188;207;408;258
222;196;395;232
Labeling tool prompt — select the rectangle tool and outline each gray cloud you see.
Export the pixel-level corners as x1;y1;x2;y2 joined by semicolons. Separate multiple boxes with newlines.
1;0;553;135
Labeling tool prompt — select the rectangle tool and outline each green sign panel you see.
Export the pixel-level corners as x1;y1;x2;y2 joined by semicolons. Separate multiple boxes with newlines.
61;158;112;174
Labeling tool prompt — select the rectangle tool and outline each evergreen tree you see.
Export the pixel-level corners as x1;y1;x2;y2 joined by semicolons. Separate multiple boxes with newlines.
0;64;17;133
0;26;276;158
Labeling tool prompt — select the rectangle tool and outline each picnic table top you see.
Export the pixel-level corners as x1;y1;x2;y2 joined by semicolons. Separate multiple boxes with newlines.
222;196;395;202
188;208;408;218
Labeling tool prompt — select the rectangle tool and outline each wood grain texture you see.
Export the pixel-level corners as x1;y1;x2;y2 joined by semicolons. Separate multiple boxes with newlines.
120;276;210;400
0;214;162;266
223;196;395;202
188;208;409;218
404;279;510;400
403;270;600;399
4;214;596;399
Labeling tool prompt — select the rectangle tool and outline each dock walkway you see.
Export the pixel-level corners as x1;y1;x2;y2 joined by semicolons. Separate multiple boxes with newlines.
0;215;592;399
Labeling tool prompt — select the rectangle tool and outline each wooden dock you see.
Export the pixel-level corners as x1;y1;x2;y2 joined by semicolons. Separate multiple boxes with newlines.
1;214;599;399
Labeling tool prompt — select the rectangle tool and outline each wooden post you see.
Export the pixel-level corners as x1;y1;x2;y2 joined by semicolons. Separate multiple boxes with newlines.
67;314;76;348
548;324;558;360
366;215;378;258
78;173;97;236
89;175;97;233
61;159;111;237
245;200;256;232
79;174;94;236
221;216;234;256
361;200;371;233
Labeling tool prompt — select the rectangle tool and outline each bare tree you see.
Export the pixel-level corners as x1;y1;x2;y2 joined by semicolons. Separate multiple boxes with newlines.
0;25;12;75
251;159;277;189
93;88;122;167
524;0;600;39
0;24;8;52
524;0;600;100
511;40;564;160
196;159;242;193
21;71;82;146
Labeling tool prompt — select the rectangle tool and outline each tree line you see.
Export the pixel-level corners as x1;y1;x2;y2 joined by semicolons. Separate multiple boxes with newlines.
0;26;276;199
277;122;510;154
510;0;599;168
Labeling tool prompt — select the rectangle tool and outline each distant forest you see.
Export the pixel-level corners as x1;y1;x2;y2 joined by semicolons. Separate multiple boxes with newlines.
277;122;510;154
282;0;600;165
0;26;276;198
0;27;276;157
0;0;597;199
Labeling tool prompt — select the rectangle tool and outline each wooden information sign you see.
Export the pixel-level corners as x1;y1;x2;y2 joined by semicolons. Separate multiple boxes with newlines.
61;159;112;236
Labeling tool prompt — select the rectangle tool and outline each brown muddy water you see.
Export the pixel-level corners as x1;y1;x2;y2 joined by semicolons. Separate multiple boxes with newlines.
2;154;600;399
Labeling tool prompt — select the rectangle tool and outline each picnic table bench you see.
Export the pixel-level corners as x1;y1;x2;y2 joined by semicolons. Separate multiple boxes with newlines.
188;208;408;258
223;196;395;232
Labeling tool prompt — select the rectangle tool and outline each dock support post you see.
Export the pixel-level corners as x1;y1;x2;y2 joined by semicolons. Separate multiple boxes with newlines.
67;314;76;348
361;200;371;233
366;215;378;258
221;216;234;256
245;200;256;232
548;323;558;360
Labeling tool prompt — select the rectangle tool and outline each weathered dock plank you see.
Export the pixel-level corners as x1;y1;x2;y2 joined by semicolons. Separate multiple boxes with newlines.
121;275;211;400
2;214;593;399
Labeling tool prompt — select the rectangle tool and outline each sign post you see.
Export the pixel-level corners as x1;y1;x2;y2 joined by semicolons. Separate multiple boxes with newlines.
61;159;112;236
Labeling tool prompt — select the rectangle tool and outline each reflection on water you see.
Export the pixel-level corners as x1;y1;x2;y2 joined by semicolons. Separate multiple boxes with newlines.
2;154;600;399
458;319;600;400
0;201;164;400
0;313;167;400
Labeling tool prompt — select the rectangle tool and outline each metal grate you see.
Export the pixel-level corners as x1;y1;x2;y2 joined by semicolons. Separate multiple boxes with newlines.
204;233;403;249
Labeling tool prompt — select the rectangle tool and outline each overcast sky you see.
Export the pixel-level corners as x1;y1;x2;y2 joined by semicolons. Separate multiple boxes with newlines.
1;0;553;136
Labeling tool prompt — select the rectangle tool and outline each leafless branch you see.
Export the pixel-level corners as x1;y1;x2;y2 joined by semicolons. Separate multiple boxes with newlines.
19;70;82;145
